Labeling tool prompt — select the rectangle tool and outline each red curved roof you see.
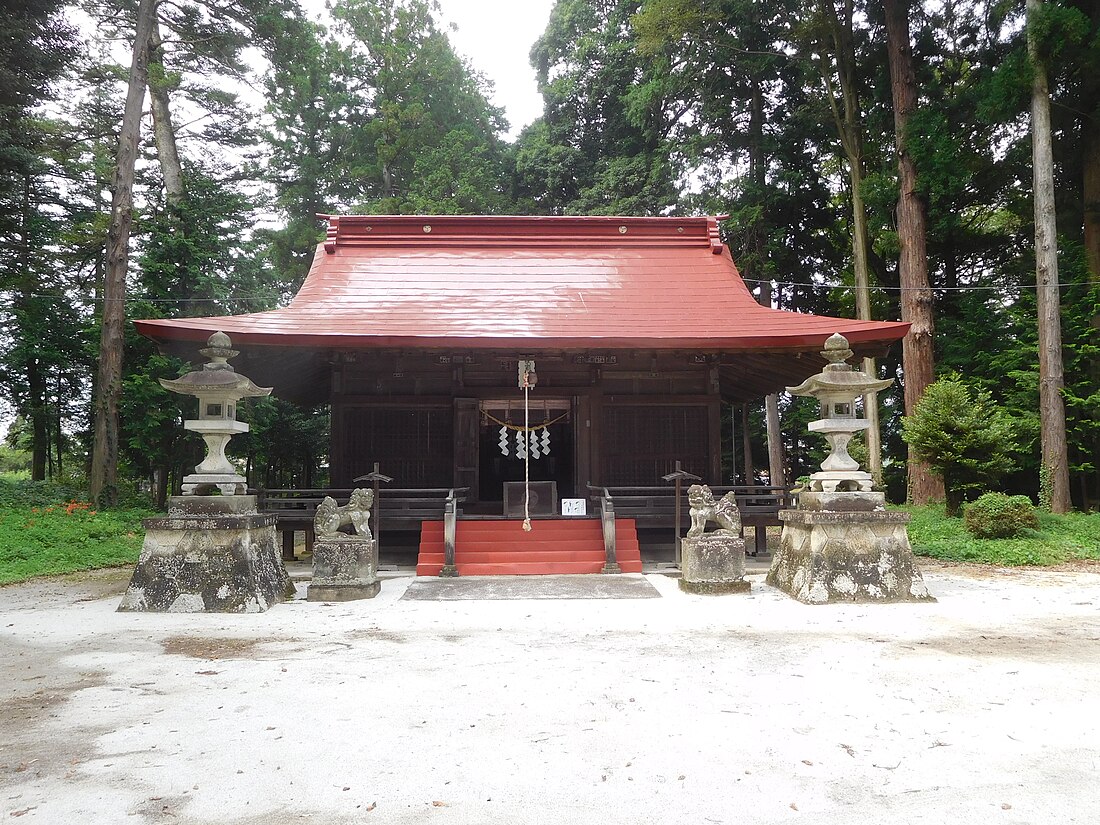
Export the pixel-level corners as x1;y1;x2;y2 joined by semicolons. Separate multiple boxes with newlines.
134;215;908;351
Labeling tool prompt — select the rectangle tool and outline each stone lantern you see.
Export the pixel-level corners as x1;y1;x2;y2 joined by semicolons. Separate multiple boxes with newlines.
159;331;271;496
766;333;934;605
787;332;893;495
117;331;290;613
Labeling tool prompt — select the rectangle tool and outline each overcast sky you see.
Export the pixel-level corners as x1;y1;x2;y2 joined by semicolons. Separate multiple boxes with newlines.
436;0;555;138
303;0;556;139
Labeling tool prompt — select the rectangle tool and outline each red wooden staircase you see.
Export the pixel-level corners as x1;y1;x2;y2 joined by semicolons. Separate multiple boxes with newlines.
415;518;642;576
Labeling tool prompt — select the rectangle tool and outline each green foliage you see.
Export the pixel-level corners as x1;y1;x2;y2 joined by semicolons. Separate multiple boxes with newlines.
233;397;330;489
517;0;679;214
963;492;1039;539
0;0;1095;516
902;375;1022;515
0;500;152;585
903;503;1100;566
0;477;155;583
260;0;510;285
0;446;31;475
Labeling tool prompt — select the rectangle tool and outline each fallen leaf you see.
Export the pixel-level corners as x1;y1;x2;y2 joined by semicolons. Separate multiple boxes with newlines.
366;802;376;812
790;803;799;811
10;808;37;817
1002;803;1012;810
432;801;448;807
678;775;686;781
195;671;219;676
801;760;813;766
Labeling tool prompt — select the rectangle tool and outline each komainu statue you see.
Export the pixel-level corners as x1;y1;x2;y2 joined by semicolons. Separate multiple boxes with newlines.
314;488;374;541
686;484;742;538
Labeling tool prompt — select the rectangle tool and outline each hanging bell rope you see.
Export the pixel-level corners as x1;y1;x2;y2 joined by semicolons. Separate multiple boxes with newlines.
522;380;531;531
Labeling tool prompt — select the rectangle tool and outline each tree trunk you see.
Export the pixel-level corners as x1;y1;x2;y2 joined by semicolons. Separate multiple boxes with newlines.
883;0;943;505
852;170;883;486
155;466;168;509
148;21;185;206
54;384;63;479
943;474;963;517
765;395;785;487
16;172;48;482
89;0;157;508
756;282;786;487
816;0;884;486
1082;0;1100;286
1028;0;1072;513
1083;123;1100;281
27;358;47;482
1081;2;1100;509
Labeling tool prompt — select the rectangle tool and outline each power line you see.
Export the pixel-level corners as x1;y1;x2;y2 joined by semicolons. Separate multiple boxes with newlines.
740;277;1085;293
3;278;1091;305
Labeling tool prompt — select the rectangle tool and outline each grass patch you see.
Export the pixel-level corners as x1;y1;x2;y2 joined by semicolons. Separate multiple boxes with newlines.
0;478;155;585
901;503;1100;566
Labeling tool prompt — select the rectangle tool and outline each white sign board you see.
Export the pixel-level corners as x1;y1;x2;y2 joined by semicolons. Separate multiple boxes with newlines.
561;498;587;516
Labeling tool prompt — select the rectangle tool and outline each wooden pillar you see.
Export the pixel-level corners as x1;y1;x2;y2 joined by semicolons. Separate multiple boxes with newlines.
741;403;754;484
575;393;592;491
707;398;722;483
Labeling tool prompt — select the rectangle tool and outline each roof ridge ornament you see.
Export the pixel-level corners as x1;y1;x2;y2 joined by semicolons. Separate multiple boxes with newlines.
324;215;339;253
708;218;725;254
318;214;728;251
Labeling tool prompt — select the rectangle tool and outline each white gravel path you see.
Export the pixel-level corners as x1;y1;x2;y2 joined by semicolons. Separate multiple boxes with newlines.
1;565;1099;824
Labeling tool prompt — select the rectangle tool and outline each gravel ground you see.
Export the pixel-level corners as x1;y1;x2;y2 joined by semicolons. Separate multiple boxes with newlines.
1;564;1099;825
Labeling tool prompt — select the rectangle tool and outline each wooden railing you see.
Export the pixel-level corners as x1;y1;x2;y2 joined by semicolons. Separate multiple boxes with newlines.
591;487;620;573
587;484;793;555
255;487;467;558
441;489;459;577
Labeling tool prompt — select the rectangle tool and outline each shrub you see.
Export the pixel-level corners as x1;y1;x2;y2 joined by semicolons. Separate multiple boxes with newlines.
901;375;1021;516
963;492;1039;539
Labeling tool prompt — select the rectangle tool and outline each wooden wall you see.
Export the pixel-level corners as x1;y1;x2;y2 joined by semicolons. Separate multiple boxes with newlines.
329;350;723;493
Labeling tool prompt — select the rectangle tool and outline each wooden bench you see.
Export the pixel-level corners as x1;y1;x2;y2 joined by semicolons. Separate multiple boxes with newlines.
587;485;793;555
255;487;467;559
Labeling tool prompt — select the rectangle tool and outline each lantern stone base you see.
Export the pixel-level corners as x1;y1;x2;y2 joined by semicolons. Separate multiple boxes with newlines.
118;496;291;613
678;532;750;595
307;536;380;601
767;509;935;605
180;472;248;496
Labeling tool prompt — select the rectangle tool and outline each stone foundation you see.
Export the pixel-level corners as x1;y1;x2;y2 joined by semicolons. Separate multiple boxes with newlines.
118;496;291;613
679;532;750;595
308;537;380;601
768;509;935;604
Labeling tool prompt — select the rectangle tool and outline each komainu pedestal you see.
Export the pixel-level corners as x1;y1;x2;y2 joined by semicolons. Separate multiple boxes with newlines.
680;533;750;594
118;495;292;613
678;484;750;594
767;494;934;605
307;537;380;601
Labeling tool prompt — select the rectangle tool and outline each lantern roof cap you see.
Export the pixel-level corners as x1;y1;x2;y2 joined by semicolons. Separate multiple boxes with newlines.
159;332;272;399
787;333;895;398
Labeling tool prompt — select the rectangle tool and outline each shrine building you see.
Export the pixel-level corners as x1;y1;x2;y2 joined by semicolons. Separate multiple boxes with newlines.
134;214;908;572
